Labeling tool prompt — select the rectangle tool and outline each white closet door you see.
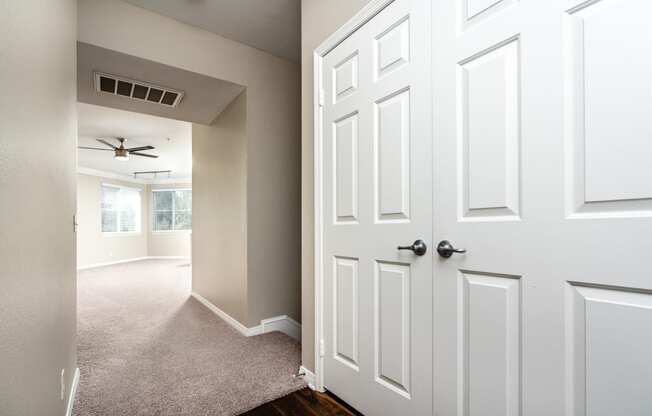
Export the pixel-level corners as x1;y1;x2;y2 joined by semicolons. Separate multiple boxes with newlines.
433;0;652;415
321;0;433;414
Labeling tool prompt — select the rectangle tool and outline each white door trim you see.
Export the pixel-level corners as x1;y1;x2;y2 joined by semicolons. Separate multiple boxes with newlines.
65;368;80;416
312;0;397;394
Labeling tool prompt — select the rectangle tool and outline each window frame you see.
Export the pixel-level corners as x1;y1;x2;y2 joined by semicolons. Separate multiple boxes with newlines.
101;183;143;235
151;188;192;233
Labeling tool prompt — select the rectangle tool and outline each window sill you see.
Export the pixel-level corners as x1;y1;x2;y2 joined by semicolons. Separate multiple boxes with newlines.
151;230;192;234
102;232;143;237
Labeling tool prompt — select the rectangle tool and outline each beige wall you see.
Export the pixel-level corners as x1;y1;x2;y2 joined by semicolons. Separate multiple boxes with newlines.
76;174;191;267
300;0;372;371
0;1;78;414
78;0;301;328
193;93;248;324
77;174;149;267
148;183;192;258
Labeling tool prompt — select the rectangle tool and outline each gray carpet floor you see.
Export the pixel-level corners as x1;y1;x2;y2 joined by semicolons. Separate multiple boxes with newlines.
74;259;305;416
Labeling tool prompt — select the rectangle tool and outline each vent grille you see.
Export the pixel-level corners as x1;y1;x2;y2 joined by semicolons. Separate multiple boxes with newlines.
94;72;184;108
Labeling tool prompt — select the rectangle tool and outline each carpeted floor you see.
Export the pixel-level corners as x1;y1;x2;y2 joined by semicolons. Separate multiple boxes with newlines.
74;259;305;416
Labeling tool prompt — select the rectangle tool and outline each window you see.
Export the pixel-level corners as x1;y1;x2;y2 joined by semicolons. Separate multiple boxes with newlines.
153;189;192;231
101;185;142;233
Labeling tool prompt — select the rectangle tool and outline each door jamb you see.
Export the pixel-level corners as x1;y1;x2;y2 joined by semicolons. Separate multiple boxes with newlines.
312;0;397;393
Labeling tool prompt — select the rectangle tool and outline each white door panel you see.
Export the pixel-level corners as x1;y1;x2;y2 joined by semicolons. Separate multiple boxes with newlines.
321;0;432;414
434;0;652;415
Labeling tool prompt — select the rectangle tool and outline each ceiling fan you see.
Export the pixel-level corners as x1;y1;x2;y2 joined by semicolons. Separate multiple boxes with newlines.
78;138;158;161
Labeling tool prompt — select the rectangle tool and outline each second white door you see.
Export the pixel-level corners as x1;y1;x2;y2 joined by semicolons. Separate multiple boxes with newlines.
433;0;652;415
321;0;433;414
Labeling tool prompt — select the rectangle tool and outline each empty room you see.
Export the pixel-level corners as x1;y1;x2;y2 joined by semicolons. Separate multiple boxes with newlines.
2;0;651;415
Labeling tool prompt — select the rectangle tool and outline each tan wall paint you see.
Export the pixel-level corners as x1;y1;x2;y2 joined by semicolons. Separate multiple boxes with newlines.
76;175;191;266
300;0;372;371
0;1;78;414
78;0;301;328
192;93;248;324
77;174;149;267
148;183;192;258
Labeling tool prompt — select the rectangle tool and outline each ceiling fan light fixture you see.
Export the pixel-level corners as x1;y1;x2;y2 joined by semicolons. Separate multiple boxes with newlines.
80;137;158;160
115;147;129;161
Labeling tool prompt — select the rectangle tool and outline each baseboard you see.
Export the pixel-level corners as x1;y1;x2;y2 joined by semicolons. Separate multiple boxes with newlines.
260;315;301;341
77;257;149;270
299;366;317;391
191;292;251;336
191;291;302;341
77;256;190;270
65;367;80;416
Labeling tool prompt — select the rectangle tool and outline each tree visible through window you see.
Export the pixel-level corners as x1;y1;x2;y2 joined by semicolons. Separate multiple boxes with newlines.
153;189;192;231
101;185;142;233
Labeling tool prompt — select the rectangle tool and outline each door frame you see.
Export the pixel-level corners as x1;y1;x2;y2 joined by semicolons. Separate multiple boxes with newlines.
312;0;405;393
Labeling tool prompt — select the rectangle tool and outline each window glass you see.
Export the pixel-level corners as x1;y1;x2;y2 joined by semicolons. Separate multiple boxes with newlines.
154;191;173;211
174;211;192;230
153;189;192;231
174;190;192;211
102;210;118;233
101;185;141;233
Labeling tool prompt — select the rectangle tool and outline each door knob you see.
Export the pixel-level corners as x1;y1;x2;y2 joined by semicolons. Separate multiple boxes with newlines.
436;240;466;258
397;240;427;256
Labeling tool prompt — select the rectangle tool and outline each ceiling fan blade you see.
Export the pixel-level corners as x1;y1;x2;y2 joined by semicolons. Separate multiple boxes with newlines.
130;152;159;159
78;146;115;151
96;139;118;149
126;145;155;152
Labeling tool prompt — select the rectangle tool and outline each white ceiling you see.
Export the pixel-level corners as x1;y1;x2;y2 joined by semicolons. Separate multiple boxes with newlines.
77;103;192;182
122;0;300;62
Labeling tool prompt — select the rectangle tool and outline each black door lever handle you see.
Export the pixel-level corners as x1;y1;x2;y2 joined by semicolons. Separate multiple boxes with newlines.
436;240;466;258
397;240;427;256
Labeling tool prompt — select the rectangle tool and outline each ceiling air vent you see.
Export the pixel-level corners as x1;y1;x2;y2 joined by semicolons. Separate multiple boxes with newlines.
94;72;184;108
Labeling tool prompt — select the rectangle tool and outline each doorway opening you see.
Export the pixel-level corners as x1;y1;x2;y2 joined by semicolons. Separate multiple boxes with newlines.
73;40;305;414
76;103;193;270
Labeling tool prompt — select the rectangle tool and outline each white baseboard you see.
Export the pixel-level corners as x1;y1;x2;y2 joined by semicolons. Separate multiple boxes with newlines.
77;257;149;270
191;292;251;336
260;315;301;341
191;291;301;341
299;366;317;391
77;256;190;270
65;367;80;416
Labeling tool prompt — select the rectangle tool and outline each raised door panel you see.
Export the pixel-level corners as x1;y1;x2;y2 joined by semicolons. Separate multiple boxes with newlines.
375;89;411;222
334;257;359;370
459;38;520;221
565;0;652;216
333;113;359;224
333;52;359;103
461;0;518;29
567;283;652;416
460;271;521;416
375;17;410;80
375;261;411;398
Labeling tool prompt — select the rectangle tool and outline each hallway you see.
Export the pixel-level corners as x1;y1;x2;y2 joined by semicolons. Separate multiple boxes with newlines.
75;260;305;415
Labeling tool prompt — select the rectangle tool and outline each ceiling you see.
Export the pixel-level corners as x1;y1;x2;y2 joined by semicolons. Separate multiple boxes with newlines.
122;0;300;62
78;42;244;125
77;103;192;182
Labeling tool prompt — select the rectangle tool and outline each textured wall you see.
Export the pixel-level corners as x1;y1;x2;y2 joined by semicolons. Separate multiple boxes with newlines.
0;1;78;414
192;93;248;325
